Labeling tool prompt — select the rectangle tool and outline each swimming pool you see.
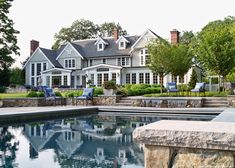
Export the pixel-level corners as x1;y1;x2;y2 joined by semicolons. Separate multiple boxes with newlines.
0;112;214;168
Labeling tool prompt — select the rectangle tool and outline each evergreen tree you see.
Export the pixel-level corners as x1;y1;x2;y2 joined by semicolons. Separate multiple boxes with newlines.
188;69;198;89
0;0;20;86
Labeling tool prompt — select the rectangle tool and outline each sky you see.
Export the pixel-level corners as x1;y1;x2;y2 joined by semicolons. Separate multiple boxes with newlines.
9;0;235;68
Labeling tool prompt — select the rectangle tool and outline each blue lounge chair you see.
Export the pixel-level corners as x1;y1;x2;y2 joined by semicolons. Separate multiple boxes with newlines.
166;82;178;94
43;87;63;105
191;82;205;96
76;88;94;105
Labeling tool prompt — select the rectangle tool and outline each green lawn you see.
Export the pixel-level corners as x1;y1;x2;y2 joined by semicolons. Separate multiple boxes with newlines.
0;93;28;98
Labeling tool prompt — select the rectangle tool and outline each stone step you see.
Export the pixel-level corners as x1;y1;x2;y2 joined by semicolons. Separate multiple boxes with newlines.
115;103;133;106
203;101;228;104
203;104;229;107
118;100;132;103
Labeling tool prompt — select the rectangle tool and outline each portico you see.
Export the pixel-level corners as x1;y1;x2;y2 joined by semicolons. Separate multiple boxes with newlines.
83;64;122;87
41;68;72;88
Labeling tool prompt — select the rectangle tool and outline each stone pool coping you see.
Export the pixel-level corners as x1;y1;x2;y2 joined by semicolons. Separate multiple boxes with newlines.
133;120;235;151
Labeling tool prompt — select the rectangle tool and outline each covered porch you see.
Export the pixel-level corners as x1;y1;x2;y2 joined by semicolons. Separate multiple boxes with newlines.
41;68;72;88
83;64;122;87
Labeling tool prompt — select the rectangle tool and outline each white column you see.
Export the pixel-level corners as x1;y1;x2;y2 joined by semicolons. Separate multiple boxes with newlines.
67;74;71;86
29;126;32;137
40;125;43;137
50;74;52;88
117;71;121;85
61;75;64;85
108;72;112;80
93;72;97;86
150;72;153;84
136;72;139;84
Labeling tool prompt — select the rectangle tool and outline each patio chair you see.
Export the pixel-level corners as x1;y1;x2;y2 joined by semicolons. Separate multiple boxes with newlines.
191;82;206;96
76;88;94;105
43;87;63;105
166;82;178;95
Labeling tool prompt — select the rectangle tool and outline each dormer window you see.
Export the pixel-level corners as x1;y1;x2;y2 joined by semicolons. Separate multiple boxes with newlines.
95;36;109;51
119;41;126;50
116;35;130;50
98;43;104;51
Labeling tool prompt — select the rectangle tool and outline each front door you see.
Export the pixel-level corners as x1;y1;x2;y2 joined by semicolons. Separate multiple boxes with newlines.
52;76;61;88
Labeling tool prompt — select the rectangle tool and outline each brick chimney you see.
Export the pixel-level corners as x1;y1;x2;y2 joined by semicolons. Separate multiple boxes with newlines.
113;28;119;40
170;29;180;44
30;40;39;55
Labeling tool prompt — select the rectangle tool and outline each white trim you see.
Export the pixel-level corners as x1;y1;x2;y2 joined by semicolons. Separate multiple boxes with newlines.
83;64;122;71
41;67;72;74
23;48;54;69
116;35;130;44
56;43;84;60
94;36;109;45
97;42;104;51
130;29;158;53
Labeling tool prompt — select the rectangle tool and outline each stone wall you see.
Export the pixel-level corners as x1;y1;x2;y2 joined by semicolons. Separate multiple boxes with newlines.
0;95;122;107
227;95;235;107
93;95;121;106
132;97;203;108
2;97;66;107
133;120;235;168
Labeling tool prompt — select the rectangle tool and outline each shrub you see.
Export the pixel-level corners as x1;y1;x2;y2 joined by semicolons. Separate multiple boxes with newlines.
117;88;128;97
55;91;62;97
94;87;103;96
26;91;38;97
0;86;6;93
103;80;117;90
178;84;189;92
130;84;150;90
37;92;44;97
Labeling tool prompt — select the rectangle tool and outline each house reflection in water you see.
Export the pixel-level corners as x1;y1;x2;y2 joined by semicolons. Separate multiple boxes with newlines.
22;114;153;167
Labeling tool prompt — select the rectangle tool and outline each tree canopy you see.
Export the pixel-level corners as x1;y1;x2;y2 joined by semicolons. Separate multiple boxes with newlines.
0;0;19;86
52;19;127;49
193;16;235;79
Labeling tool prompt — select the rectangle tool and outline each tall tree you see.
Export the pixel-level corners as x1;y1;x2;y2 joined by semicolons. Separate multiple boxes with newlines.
52;19;99;49
148;39;171;93
52;19;127;49
99;22;127;37
193;16;235;88
168;44;193;80
9;67;25;85
180;31;195;45
0;0;19;86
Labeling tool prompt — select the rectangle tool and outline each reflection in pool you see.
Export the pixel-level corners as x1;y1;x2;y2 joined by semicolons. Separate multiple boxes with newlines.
0;113;212;168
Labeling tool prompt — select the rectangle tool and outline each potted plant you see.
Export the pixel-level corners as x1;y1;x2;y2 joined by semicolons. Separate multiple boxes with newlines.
103;80;117;96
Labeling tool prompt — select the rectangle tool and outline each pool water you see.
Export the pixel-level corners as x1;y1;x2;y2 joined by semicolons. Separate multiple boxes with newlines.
0;113;212;168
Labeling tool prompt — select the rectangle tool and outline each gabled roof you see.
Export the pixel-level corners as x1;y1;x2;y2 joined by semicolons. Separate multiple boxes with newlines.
40;48;63;68
116;35;130;44
72;35;139;58
23;47;59;69
94;36;109;45
56;42;84;60
130;29;161;52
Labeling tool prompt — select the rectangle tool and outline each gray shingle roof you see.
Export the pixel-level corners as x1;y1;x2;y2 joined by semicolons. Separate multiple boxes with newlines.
40;48;63;68
71;35;140;58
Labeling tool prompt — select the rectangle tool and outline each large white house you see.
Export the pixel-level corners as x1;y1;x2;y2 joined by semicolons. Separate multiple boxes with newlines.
23;29;200;88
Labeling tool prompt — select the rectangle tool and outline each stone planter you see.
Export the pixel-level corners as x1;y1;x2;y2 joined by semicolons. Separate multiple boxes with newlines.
103;89;117;96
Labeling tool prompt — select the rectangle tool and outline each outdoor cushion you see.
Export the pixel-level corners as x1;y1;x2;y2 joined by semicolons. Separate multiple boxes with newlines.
168;85;176;90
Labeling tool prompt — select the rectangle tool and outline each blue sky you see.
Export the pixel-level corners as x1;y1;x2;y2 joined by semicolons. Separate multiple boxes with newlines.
9;0;235;67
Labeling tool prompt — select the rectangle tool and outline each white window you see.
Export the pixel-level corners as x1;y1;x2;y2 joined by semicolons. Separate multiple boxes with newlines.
97;43;104;51
31;63;35;76
43;63;47;71
126;74;130;84
119;41;126;49
140;49;149;66
102;58;106;64
117;58;121;66
132;73;136;84
65;59;76;68
117;57;130;67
